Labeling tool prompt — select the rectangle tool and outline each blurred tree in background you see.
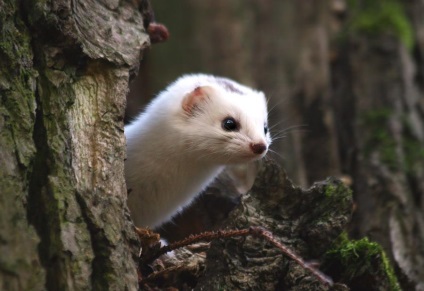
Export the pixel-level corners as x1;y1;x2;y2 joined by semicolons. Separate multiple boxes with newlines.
127;0;424;289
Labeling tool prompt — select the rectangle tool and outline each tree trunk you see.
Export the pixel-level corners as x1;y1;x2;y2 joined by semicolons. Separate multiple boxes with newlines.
330;1;424;289
0;0;149;289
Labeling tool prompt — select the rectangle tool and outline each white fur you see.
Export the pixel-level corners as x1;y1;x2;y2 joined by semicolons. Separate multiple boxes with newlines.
125;74;271;228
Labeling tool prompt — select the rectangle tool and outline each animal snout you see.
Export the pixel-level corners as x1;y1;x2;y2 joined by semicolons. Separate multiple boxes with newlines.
250;143;267;154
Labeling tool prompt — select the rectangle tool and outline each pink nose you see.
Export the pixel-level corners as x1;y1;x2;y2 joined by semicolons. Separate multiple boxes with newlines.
250;143;267;154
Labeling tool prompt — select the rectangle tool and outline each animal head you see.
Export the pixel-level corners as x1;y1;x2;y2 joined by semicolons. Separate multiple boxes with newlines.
175;75;271;164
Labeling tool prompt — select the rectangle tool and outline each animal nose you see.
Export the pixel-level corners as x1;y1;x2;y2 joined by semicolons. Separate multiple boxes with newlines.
250;143;267;154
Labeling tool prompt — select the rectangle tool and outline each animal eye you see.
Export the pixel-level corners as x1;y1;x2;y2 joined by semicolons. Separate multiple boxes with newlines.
222;117;239;131
264;125;269;135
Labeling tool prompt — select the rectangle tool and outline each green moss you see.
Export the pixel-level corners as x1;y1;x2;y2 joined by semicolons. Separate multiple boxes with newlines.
361;109;398;170
0;3;34;71
380;248;401;291
328;235;380;278
0;1;38;167
347;0;414;49
322;178;352;201
361;109;424;175
324;184;336;198
0;1;47;289
323;233;401;290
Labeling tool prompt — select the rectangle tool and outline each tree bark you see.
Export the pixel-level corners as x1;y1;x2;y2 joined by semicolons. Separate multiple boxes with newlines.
0;0;149;289
345;35;424;291
195;160;353;290
139;161;403;290
330;1;424;289
0;2;44;289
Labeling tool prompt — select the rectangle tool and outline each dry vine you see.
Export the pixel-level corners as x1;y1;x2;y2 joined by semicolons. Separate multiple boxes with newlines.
139;226;334;288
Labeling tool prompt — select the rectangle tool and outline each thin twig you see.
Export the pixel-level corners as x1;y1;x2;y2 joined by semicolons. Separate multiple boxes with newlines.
248;226;333;286
159;229;250;257
140;226;333;287
141;265;184;284
141;228;249;264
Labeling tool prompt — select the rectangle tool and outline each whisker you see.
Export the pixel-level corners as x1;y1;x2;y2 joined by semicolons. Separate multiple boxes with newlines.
268;119;289;131
270;135;287;141
274;124;309;134
268;149;285;162
267;97;290;115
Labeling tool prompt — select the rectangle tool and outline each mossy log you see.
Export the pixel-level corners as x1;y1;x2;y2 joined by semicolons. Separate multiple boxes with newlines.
194;160;352;290
140;160;400;290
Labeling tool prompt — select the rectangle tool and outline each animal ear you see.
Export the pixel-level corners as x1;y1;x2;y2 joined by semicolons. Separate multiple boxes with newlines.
182;86;215;114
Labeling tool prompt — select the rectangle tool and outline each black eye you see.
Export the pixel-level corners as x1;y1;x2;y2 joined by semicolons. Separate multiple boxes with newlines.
264;125;268;135
222;117;239;131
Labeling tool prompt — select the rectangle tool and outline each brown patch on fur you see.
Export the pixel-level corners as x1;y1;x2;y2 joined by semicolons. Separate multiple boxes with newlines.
215;78;244;95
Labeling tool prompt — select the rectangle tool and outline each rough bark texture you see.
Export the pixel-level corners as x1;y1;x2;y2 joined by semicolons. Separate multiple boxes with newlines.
140;161;400;290
331;2;424;289
194;160;353;290
0;2;44;290
334;35;424;290
0;0;149;289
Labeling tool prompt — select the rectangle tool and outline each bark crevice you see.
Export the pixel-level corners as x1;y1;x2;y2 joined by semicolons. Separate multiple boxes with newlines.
27;97;55;289
74;191;114;290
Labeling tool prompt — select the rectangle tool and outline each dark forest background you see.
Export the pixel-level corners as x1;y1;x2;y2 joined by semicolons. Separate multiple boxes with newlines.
126;1;424;289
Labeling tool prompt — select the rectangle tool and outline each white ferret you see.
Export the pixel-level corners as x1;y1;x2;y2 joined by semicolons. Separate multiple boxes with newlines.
125;74;271;228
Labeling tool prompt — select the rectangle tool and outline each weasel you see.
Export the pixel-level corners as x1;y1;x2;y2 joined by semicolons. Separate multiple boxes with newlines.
125;74;271;228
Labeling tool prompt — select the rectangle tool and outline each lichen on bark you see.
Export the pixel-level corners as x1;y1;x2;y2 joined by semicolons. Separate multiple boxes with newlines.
0;1;44;290
1;0;149;289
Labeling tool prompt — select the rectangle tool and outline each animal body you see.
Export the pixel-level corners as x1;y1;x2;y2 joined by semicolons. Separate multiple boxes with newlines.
125;74;271;228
